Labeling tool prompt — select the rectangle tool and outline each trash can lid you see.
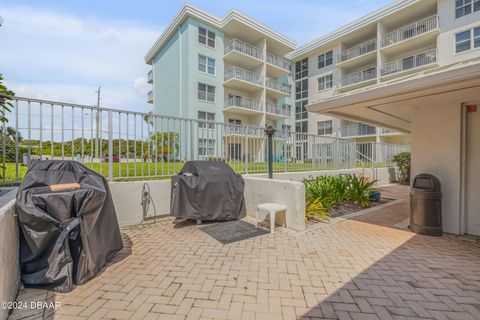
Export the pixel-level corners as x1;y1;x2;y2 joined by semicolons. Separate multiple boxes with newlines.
412;173;441;192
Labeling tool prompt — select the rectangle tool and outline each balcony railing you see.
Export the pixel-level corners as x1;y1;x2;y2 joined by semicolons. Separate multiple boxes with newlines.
341;39;377;62
266;78;291;94
224;96;262;112
265;102;292;117
382;15;438;47
266;52;291;72
341;67;377;87
380;128;398;134
340;124;377;137
147;90;153;103
224;66;263;86
225;38;263;60
147;70;153;83
381;49;438;76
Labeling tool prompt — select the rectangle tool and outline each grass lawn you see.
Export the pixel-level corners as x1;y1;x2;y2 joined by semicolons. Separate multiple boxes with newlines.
0;160;394;184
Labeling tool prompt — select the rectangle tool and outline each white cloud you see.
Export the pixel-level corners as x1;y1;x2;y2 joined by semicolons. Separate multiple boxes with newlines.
0;5;161;112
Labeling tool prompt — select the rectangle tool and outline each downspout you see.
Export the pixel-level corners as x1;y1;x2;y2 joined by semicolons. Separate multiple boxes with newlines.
178;26;183;118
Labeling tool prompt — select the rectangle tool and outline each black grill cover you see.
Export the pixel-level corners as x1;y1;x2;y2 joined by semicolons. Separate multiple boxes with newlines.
16;160;123;292
170;161;246;221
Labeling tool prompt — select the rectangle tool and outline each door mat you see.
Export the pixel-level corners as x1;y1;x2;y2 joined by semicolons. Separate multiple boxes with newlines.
199;220;269;245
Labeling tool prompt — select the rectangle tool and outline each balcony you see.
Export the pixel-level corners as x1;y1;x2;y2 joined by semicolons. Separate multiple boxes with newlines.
147;90;153;104
381;49;438;78
382;16;439;54
339;67;377;91
224;66;263;92
340;124;377;137
223;126;263;137
380;128;400;135
224;95;263;115
265;102;291;119
147;70;153;84
224;38;263;69
266;52;291;77
338;39;377;69
266;78;291;98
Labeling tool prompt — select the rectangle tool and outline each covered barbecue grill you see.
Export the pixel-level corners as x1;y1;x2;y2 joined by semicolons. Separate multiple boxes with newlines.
16;160;123;292
170;161;246;221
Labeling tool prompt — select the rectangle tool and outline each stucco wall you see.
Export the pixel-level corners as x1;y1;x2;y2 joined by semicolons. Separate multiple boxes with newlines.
411;98;463;234
0;193;20;320
243;177;306;231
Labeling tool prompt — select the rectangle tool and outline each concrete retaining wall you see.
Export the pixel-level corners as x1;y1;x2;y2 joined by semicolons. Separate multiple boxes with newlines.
0;191;20;320
243;177;306;231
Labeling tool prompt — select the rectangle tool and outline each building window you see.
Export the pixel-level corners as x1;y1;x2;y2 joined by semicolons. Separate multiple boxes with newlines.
295;58;308;80
317;74;333;91
228;119;241;125
295;79;308;100
295;121;308;133
198;111;215;129
295;100;308;121
198;83;215;102
198;139;215;157
456;27;480;53
282;125;291;132
318;51;333;69
198;26;215;48
317;120;333;135
456;0;480;18
198;55;215;75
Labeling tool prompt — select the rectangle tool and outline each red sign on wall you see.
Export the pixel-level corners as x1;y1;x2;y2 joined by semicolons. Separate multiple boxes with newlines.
467;105;477;113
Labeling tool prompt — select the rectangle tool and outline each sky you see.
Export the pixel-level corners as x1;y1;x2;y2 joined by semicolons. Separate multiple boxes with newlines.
0;0;392;113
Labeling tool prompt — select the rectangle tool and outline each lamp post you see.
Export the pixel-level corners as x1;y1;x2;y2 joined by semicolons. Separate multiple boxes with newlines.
265;125;276;179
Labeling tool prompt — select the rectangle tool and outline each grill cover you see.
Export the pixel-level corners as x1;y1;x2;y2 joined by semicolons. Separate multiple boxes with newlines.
16;160;123;292
171;161;246;221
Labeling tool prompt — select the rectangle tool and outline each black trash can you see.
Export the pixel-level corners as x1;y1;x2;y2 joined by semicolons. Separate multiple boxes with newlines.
410;173;442;236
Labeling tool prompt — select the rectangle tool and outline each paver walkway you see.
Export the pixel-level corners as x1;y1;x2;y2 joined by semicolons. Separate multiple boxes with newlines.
10;185;480;320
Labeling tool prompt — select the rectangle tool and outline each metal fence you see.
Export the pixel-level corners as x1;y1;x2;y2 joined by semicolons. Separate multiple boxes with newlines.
356;142;410;167
0;97;366;184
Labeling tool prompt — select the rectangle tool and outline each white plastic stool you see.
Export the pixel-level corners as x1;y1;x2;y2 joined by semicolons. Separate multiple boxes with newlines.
255;203;287;234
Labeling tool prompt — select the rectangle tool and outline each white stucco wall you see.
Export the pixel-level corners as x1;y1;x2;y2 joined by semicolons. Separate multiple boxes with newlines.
243;177;306;231
0;196;20;320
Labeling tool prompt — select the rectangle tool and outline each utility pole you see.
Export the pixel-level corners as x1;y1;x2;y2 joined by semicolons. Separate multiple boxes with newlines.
95;86;101;160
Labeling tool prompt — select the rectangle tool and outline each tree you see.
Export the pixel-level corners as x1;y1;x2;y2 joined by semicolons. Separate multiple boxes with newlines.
0;74;14;124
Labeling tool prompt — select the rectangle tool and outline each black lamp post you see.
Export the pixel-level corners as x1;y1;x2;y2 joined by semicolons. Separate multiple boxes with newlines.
265;125;276;179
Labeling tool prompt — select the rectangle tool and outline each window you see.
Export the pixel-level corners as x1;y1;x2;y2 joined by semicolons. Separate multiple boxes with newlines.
198;83;215;102
229;119;241;125
198;55;215;75
455;27;480;53
198;139;215;157
198;111;215;129
295;121;308;133
295;79;308;100
295;100;308;121
317;121;333;135
317;74;333;91
198;26;215;48
318;51;333;69
456;0;480;18
282;125;291;132
295;58;308;80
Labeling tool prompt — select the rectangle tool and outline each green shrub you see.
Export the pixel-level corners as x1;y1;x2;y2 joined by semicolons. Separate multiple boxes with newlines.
392;152;411;184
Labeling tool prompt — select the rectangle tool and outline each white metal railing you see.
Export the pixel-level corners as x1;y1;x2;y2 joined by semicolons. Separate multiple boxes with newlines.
381;49;438;76
147;90;153;103
382;15;438;47
266;78;291;94
266;52;291;72
341;39;377;62
341;67;377;87
224;66;263;86
147;70;153;83
357;142;410;167
224;38;263;60
265;102;292;117
339;124;377;137
380;128;398;134
224;96;262;112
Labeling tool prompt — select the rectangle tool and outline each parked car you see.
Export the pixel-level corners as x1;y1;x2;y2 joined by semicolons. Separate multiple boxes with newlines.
101;154;120;163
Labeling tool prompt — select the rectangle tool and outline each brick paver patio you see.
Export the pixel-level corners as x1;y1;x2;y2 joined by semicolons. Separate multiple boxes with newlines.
10;185;480;320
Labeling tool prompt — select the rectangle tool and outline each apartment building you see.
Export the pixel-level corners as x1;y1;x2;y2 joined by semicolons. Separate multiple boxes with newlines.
145;4;295;160
305;0;480;236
